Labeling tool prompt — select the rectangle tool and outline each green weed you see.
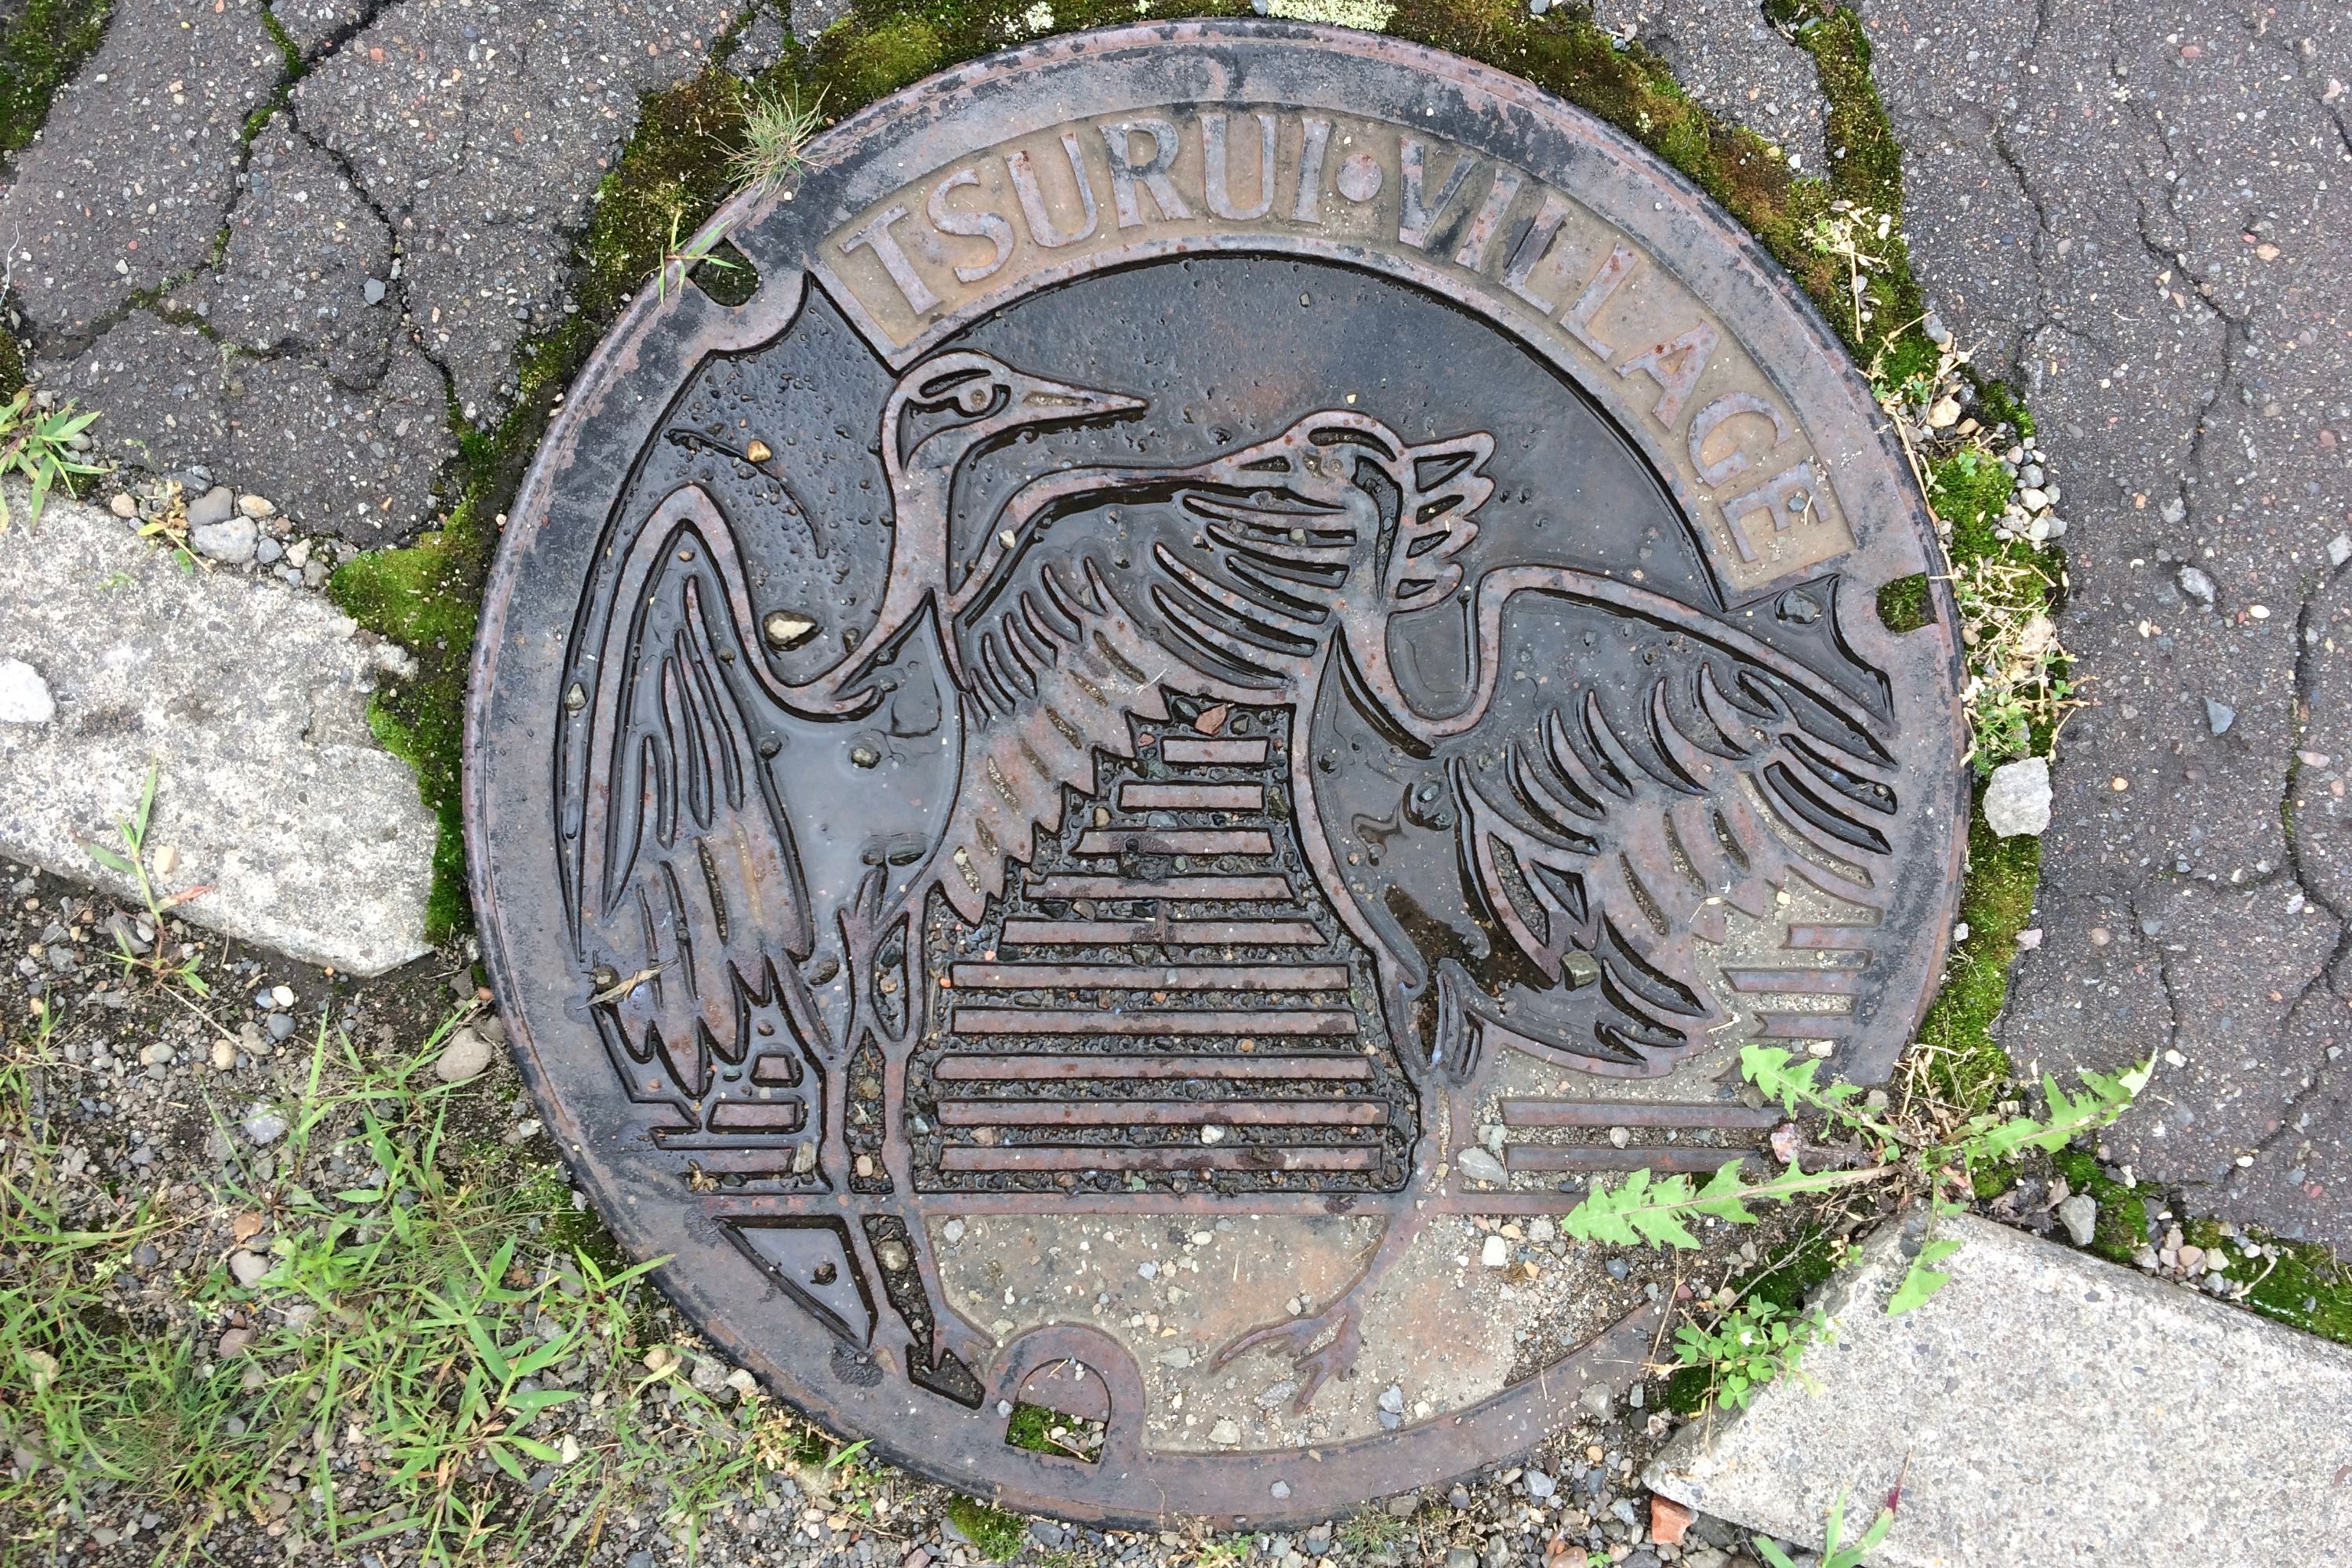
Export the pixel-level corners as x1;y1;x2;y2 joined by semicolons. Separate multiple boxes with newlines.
731;85;827;192
78;767;212;996
0;1011;805;1561
1565;1042;2150;1313
1755;1489;1893;1568
1671;1297;1831;1413
0;388;104;528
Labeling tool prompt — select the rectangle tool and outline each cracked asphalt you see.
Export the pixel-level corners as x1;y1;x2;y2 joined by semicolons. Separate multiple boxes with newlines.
1864;0;2352;1247
7;0;739;543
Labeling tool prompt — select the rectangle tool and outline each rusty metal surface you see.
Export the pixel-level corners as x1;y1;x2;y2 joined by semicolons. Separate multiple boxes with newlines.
466;21;1964;1526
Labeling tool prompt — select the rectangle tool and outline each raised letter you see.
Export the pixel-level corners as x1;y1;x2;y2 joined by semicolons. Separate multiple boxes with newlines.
1501;191;1575;312
1397;136;1480;251
1560;243;1639;360
1291;116;1334;223
836;205;938;314
1615;321;1720;429
1687;393;1792;487
1006;132;1100;249
926;169;1015;285
1453;169;1524;272
1203;111;1276;221
1102;118;1191;228
1718;459;1822;564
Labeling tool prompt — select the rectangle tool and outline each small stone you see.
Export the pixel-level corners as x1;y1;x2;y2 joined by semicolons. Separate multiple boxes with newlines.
237;494;276;519
1981;756;2053;838
1926;397;1962;428
1525;1468;1556;1500
2176;564;2217;608
1443;1548;1478;1568
2055;1194;2098;1247
1386;1492;1422;1516
726;1367;759;1396
187;485;237;528
240;1107;288;1146
1528;1216;1555;1243
2329;533;2352;568
746;438;773;463
109;492;139;518
227;1250;270;1287
1270;1479;1291;1500
1209;1417;1242;1446
2299;750;2333;768
1456;1146;1506;1185
1160;1345;1194;1369
1649;1494;1694;1545
559;1433;582;1466
688;1354;731;1395
0;659;56;724
434;1026;495;1083
1379;1384;1406;1414
942;1218;966;1243
191;517;260;564
216;1326;256;1358
1578;1383;1614;1421
140;1042;173;1066
643;1345;679;1375
363;277;387;306
2205;699;2236;735
1480;1234;1511;1269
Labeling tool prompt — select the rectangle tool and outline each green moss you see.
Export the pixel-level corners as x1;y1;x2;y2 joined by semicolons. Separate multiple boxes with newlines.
1003;1401;1059;1456
1875;572;1931;634
1928;448;2018;562
945;1495;1027;1560
1967;372;2034;439
0;0;110;156
1910;811;2036;1114
2047;1150;2148;1265
2176;1219;2352;1347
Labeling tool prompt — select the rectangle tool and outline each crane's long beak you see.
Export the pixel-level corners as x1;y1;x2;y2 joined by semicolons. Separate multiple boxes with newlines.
1011;372;1147;426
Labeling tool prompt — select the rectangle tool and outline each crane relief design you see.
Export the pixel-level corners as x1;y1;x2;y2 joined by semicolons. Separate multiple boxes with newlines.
554;338;1903;1409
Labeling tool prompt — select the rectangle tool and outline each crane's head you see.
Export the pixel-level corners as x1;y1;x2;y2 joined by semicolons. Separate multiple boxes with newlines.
884;350;1146;516
1157;412;1493;706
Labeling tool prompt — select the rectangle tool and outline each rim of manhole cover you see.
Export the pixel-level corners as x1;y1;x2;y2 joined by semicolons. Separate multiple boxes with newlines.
468;21;1964;1526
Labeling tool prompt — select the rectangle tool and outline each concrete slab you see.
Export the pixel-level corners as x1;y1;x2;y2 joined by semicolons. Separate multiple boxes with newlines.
0;492;435;976
1647;1213;2352;1565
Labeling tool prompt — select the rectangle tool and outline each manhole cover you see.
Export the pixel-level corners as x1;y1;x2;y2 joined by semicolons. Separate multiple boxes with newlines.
469;21;1962;1525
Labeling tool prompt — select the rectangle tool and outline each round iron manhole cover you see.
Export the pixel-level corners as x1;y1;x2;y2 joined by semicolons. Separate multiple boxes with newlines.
469;21;1963;1526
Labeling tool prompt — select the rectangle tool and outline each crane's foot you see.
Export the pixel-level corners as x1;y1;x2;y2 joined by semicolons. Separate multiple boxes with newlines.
928;1299;998;1374
1210;1301;1364;1412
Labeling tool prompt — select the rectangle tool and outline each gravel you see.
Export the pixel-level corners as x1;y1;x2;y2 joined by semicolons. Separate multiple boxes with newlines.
1980;756;2053;837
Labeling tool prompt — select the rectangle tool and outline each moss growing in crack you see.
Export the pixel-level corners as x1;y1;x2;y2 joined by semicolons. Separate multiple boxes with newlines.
943;1496;1027;1561
0;0;111;157
2180;1218;2352;1348
2047;1149;2149;1265
1908;811;2036;1115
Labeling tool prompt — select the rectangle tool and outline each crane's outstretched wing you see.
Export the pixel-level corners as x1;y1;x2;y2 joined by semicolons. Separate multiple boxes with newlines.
1454;657;1897;1067
568;487;824;1102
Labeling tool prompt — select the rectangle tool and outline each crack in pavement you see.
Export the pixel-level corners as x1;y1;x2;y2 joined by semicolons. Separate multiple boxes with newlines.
1865;0;2352;1247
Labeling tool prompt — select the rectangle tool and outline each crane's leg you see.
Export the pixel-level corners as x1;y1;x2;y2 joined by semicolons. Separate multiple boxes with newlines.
1207;1206;1438;1412
837;869;996;1384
